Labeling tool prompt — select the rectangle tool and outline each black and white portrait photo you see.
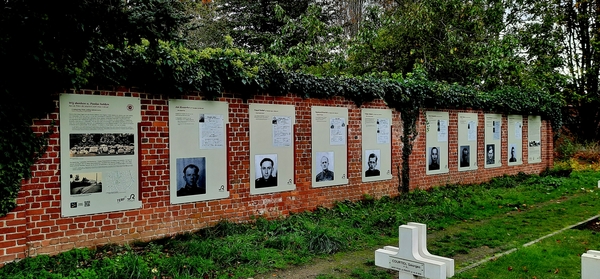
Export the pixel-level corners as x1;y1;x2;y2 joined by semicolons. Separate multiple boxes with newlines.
486;144;495;165
428;147;440;171
315;151;334;182
176;157;207;197
459;146;470;168
255;154;278;188
365;150;381;177
509;144;518;163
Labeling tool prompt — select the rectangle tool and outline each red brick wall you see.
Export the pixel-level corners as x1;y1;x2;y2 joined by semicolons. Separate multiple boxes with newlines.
0;90;553;265
409;110;554;190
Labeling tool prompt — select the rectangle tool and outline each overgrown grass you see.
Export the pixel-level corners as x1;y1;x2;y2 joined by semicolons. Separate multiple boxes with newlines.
554;133;600;170
1;170;599;279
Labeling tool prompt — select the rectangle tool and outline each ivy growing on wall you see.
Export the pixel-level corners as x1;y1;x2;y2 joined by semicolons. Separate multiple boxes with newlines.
0;43;563;216
127;42;563;194
0;101;51;217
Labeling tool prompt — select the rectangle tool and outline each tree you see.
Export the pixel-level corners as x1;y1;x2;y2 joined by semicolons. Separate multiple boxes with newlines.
334;0;396;38
217;0;314;52
0;0;190;216
182;0;232;49
562;0;599;140
269;4;346;72
347;0;524;87
504;0;599;140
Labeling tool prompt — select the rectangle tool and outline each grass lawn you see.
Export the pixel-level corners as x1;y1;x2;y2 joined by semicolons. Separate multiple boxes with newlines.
1;170;599;279
454;228;600;279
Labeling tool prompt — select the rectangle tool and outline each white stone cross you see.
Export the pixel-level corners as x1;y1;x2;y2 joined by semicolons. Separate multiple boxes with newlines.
582;250;600;279
375;222;454;279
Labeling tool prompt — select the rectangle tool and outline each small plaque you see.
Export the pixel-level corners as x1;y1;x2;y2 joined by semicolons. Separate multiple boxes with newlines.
389;257;425;276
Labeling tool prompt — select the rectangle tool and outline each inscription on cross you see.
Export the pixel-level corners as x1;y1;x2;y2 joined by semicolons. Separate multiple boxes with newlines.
375;222;454;279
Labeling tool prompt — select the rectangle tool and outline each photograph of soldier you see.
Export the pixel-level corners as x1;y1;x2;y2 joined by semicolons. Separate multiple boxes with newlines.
365;150;381;177
428;147;440;171
69;133;134;157
315;151;334;182
176;157;207;197
70;172;102;195
459;146;470;168
486;144;495;165
509;145;518;162
255;154;278;188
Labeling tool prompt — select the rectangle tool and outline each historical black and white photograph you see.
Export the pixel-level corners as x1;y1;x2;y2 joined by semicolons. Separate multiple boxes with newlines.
486;144;495;165
315;151;334;182
365;150;381;177
428;147;440;171
529;140;541;147
176;157;207;197
69;133;135;157
459;146;470;168
70;172;102;195
255;154;278;188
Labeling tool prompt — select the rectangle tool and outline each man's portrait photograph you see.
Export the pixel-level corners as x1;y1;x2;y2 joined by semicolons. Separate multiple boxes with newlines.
365;149;381;177
176;157;207;197
255;154;278;188
315;151;334;182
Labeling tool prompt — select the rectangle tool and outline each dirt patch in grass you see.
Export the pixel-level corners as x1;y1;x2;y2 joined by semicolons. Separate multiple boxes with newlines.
251;248;391;279
574;217;600;232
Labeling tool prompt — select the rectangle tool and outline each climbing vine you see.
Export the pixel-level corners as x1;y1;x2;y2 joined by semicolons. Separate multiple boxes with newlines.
123;42;564;195
0;101;51;217
0;44;563;216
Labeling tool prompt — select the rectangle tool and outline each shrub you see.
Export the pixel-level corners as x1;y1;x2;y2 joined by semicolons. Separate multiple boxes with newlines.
541;162;573;177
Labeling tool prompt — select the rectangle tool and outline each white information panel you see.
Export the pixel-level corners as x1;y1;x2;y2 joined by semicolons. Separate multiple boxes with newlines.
425;111;449;175
361;108;393;182
457;113;478;171
250;104;296;194
484;114;502;168
507;115;523;166
59;94;142;217
311;106;349;187
528;115;542;164
169;100;229;204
